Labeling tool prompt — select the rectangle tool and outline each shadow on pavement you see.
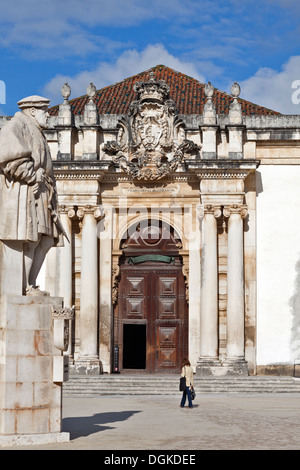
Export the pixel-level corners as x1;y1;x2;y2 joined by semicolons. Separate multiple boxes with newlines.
63;410;142;439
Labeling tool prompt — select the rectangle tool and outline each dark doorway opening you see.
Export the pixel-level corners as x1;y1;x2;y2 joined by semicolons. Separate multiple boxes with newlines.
123;324;146;369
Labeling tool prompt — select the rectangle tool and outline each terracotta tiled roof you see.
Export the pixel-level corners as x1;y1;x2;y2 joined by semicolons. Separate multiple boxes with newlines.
49;65;280;117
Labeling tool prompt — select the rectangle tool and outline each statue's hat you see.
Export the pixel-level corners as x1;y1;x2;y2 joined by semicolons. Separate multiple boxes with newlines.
17;95;50;109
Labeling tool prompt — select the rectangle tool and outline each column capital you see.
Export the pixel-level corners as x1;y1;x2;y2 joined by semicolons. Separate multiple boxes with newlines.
77;205;104;220
223;204;248;219
198;204;222;219
59;204;76;219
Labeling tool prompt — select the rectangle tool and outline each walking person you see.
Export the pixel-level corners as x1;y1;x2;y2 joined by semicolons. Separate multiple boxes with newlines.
180;358;194;408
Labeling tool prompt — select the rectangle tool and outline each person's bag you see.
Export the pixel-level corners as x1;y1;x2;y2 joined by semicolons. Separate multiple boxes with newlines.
179;377;186;391
190;388;196;400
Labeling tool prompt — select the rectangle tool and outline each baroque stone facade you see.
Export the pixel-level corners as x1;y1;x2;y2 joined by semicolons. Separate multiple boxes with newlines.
1;65;300;376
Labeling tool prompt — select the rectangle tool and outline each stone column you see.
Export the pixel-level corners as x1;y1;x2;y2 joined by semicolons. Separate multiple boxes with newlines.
223;204;248;375
58;205;75;356
58;206;75;308
197;204;222;375
76;205;102;374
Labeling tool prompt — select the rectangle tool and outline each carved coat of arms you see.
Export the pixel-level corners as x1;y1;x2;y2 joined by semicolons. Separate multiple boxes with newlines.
104;72;199;180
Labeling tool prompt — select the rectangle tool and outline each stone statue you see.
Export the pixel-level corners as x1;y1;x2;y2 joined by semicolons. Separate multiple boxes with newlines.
0;95;65;295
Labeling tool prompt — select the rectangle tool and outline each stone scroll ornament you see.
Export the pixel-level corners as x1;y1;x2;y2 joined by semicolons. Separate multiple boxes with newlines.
104;72;200;180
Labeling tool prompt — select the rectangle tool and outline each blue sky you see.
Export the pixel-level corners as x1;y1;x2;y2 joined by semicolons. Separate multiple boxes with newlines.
0;0;300;116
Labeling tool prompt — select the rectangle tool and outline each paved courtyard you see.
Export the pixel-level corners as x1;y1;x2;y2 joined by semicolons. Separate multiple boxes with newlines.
2;392;300;451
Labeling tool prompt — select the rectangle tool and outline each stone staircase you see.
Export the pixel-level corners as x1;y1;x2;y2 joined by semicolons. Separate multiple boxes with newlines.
62;374;300;397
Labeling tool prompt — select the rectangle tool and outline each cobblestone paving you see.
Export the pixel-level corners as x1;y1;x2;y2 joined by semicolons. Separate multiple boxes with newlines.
3;393;300;450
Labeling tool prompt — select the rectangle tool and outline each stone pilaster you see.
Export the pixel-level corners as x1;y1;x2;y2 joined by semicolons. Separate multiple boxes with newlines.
99;207;113;374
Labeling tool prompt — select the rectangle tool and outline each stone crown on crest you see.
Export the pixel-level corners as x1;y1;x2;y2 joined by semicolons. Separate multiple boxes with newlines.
133;71;170;104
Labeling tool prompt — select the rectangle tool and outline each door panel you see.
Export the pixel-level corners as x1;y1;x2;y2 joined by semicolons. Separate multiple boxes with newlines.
159;277;176;294
118;264;187;373
156;324;178;369
158;347;177;369
123;274;148;321
127;276;144;295
158;299;176;318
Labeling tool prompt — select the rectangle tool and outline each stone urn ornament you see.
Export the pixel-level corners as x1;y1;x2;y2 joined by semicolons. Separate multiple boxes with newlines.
231;81;241;100
87;82;96;102
61;82;71;102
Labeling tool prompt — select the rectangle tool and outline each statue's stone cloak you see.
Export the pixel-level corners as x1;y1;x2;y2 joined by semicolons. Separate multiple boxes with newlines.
0;111;61;243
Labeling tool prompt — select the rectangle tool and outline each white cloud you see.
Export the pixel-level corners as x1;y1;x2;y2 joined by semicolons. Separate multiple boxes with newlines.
0;0;211;58
0;0;208;27
43;44;206;105
239;56;300;114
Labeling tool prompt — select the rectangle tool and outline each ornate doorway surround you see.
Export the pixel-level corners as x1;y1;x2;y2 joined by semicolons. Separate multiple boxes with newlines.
114;221;188;373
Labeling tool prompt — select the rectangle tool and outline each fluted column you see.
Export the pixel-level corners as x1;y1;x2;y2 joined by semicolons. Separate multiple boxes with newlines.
223;204;248;374
197;204;222;374
76;205;102;374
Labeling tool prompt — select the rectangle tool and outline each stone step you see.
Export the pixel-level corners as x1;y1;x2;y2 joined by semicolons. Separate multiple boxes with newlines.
62;375;300;396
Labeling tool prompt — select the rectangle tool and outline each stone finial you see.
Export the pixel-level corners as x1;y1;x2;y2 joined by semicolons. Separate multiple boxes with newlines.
204;81;214;101
58;83;72;126
83;83;98;127
203;81;216;126
61;83;71;103
229;81;242;126
231;81;241;100
87;82;96;102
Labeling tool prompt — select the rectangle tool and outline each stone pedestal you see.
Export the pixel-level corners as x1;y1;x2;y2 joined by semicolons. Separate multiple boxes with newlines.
0;241;23;295
0;294;70;447
56;96;73;161
82;127;98;160
201;126;217;159
196;358;223;376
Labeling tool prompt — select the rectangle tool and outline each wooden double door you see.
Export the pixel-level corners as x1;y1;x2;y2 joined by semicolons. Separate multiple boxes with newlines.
116;261;188;373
